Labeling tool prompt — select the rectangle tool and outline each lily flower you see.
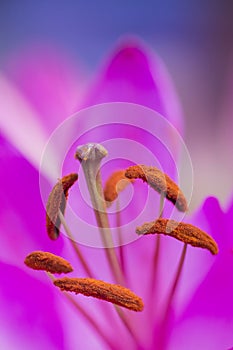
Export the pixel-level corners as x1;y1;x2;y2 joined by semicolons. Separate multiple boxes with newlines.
0;39;232;350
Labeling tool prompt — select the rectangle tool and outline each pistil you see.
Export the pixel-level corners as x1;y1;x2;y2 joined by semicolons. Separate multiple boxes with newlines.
75;143;125;286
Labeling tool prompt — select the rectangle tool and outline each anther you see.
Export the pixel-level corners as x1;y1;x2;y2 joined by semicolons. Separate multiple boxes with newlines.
104;170;134;206
46;173;78;240
54;277;144;312
136;218;218;255
125;165;188;212
24;251;73;274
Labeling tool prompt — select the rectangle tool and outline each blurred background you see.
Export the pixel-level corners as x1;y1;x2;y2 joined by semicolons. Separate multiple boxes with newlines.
0;0;232;208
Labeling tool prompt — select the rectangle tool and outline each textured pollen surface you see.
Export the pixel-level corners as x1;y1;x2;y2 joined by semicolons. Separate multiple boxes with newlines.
46;173;78;240
104;170;134;206
125;165;188;212
54;277;144;312
136;218;218;255
24;251;73;274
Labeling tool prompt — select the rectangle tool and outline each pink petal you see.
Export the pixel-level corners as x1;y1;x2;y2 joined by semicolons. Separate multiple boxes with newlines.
170;197;219;315
5;45;81;135
83;38;183;133
168;196;233;349
0;73;49;173
0;261;64;350
0;133;63;267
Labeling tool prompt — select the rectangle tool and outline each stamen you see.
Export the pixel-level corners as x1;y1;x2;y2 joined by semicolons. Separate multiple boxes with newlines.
125;165;188;212
115;199;125;273
54;277;144;312
151;193;165;295
46;273;117;350
24;251;73;274
46;173;78;240
136;218;218;255
158;243;188;349
104;170;134;206
58;210;94;277
66;293;118;350
166;243;187;313
75;143;125;286
114;305;143;346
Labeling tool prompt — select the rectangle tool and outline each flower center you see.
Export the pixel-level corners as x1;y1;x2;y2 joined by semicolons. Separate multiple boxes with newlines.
25;142;218;349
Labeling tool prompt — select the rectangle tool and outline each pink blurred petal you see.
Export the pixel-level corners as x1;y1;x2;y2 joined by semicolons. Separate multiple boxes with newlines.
0;261;64;350
0;73;50;173
168;196;233;349
0;133;63;268
83;38;183;133
170;197;219;315
5;45;81;135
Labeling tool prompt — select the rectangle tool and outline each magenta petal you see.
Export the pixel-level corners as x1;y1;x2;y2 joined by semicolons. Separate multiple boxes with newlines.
168;197;219;315
168;196;233;349
83;38;183;133
5;45;81;135
169;254;233;350
201;197;225;247
0;134;63;267
0;261;64;350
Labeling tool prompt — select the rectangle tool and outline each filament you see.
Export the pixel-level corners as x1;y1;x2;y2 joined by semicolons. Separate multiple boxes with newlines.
58;210;94;278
